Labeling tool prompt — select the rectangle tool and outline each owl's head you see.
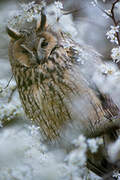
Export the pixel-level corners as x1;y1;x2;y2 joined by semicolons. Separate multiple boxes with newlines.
7;9;60;67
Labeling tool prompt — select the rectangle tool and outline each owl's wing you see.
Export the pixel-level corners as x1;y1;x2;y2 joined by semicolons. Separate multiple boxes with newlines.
64;40;120;178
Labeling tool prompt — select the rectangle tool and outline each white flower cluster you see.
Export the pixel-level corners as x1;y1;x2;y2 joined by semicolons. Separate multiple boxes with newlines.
87;138;103;153
105;9;112;16
54;1;63;19
102;9;112;19
113;170;120;180
106;25;119;44
64;135;87;179
111;47;120;63
0;79;23;126
20;1;36;12
99;63;117;75
28;125;40;136
91;0;106;6
69;135;87;166
62;135;103;179
93;0;120;66
0;129;101;180
0;104;22;125
54;1;63;9
91;0;98;7
0;80;102;180
8;1;46;29
61;36;96;65
108;136;120;162
7;0;64;32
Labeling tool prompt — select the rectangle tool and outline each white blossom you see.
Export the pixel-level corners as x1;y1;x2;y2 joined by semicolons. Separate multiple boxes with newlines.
54;1;63;9
99;63;117;75
28;125;40;136
108;136;120;162
106;31;118;44
110;25;119;33
111;47;120;63
20;1;35;12
0;79;23;125
63;135;88;179
106;26;119;44
67;135;87;168
87;139;98;153
113;170;120;180
105;9;112;16
73;135;87;149
54;1;63;19
68;148;86;167
102;9;111;19
8;1;46;30
87;138;103;153
91;0;98;7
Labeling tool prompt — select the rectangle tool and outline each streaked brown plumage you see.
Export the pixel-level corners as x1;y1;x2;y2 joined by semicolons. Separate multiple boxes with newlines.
7;8;120;178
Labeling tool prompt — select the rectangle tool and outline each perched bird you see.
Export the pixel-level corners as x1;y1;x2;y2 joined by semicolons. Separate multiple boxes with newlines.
7;7;120;179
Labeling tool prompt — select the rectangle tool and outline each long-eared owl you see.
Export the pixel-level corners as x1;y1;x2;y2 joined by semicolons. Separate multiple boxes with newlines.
7;6;120;147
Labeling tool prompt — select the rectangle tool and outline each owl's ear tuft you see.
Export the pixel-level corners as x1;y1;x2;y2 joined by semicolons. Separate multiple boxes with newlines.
6;26;22;40
37;7;46;32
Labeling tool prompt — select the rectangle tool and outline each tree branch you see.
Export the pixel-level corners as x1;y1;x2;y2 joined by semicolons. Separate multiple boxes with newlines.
110;0;120;45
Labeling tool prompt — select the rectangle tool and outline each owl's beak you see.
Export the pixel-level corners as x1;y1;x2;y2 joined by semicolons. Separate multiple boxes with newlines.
36;51;46;64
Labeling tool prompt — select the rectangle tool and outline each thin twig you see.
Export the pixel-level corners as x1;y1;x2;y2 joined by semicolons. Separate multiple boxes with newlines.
4;75;13;89
0;75;13;93
62;7;86;15
110;0;120;45
8;86;17;103
96;0;120;45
